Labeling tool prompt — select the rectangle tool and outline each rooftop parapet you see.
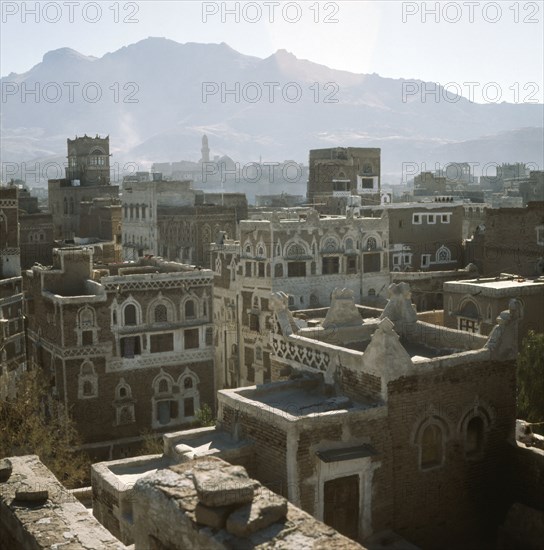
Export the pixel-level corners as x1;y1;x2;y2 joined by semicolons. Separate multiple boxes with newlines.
131;455;365;549
0;455;126;549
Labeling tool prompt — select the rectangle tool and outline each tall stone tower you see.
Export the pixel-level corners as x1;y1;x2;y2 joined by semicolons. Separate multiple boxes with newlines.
201;135;210;164
66;134;111;186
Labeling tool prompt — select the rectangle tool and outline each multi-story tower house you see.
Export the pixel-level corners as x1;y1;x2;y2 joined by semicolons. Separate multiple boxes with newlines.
24;248;214;460
48;135;119;239
122;175;246;266
0;185;26;399
210;207;389;389
308;147;381;214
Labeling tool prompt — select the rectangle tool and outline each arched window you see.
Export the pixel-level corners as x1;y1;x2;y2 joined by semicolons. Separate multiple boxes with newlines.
285;242;307;258
79;307;95;328
184;377;193;390
154;304;167;323
257;244;265;257
158;379;169;394
421;424;444;469
366;237;378;250
185;300;195;319
274;264;283;277
255;346;263;362
436;245;451;263
78;361;97;399
465;417;484;457
80;361;94;376
368;288;376;296
322;237;339;253
345;238;354;251
119;386;127;398
124;304;137;325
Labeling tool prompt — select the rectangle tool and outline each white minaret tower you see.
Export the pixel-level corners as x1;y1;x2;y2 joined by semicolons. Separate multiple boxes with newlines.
201;135;210;163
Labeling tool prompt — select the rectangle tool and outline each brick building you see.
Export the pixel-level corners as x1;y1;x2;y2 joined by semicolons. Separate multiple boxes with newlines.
79;197;122;243
48;135;120;240
0;186;26;400
167;284;522;548
24;248;215;460
444;274;544;343
121;176;247;266
467;202;544;277
308;147;381;213
390;264;479;311
210;207;389;390
364;201;465;272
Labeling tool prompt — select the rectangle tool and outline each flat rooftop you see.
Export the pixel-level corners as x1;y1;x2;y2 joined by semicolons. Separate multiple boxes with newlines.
446;276;544;294
235;378;379;417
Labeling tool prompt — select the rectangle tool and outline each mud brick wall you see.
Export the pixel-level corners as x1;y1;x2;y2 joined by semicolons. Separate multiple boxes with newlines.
220;403;288;496
507;443;544;512
386;359;516;549
340;365;382;401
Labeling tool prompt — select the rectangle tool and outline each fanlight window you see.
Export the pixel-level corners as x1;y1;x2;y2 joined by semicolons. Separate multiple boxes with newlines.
366;237;378;250
345;238;354;251
322;237;339;253
436;245;451;263
154;304;168;323
79;308;95;328
158;379;169;394
285;242;307;258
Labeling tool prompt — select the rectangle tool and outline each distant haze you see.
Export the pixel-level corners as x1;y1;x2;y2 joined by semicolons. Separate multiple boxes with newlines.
1;38;543;187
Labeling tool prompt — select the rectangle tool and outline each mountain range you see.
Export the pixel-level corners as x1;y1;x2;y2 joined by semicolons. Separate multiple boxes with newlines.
1;37;543;185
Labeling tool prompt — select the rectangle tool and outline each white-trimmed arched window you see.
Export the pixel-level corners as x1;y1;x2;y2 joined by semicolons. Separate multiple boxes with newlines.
285;241;308;258
78;360;98;399
178;368;200;420
322;236;340;253
365;236;378;251
123;301;140;326
435;245;451;263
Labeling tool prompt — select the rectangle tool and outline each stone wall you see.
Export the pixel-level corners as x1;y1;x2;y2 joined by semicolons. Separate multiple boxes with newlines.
131;455;365;549
0;455;126;549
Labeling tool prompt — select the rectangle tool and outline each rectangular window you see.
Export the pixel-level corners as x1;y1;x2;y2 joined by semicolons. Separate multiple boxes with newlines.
245;262;252;277
249;313;260;332
363;253;381;273
150;332;174;353
413;214;421;224
258;262;265;277
184;397;195;417
205;327;213;346
121;336;141;358
441;214;449;223
157;400;177;425
346;256;357;274
184;328;199;349
393;255;400;265
287;261;306;277
361;178;374;189
427;214;435;224
459;318;479;333
421;254;431;268
322;256;340;275
82;330;93;346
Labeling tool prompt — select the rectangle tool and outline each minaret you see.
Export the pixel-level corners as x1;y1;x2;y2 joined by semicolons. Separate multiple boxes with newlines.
201;135;210;163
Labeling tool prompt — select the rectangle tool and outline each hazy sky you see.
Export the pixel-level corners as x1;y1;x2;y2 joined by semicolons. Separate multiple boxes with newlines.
1;1;543;103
